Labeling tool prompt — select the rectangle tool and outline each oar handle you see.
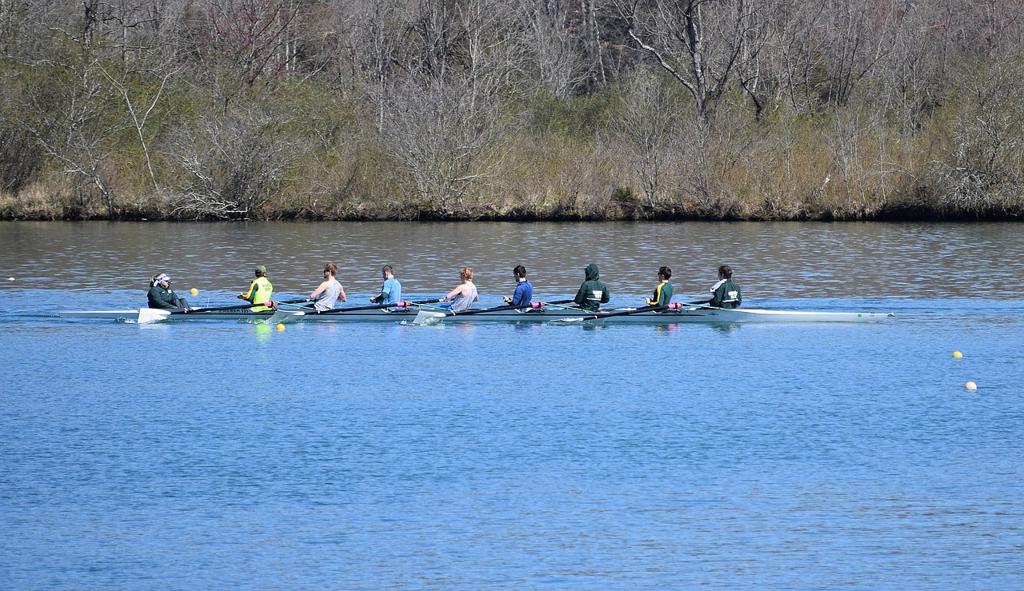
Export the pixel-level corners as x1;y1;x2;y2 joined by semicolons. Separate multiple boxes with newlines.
527;298;577;309
177;297;309;314
681;302;716;309
541;298;575;305
447;302;523;316
398;298;445;307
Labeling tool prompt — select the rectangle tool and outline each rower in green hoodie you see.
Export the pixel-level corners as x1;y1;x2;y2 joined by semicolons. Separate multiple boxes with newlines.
574;263;610;312
696;265;742;308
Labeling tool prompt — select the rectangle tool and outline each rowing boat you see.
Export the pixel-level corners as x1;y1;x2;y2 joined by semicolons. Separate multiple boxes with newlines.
58;306;895;324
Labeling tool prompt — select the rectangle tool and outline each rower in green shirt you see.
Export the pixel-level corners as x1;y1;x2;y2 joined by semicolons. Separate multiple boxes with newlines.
574;263;610;312
696;265;742;308
645;266;674;308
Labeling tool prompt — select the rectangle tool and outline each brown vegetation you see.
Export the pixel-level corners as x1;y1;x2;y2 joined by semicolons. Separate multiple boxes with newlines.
0;0;1022;221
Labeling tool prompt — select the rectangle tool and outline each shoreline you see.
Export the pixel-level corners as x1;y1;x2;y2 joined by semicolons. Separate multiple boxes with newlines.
2;197;1022;223
2;210;1020;223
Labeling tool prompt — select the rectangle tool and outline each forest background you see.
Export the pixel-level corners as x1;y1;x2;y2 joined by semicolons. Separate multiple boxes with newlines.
1;0;1022;221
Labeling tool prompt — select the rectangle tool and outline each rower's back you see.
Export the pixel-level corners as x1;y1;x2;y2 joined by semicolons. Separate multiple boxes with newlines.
575;263;610;312
449;281;479;312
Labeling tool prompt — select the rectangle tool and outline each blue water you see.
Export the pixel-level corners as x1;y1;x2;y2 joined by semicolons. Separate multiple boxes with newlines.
3;287;1023;589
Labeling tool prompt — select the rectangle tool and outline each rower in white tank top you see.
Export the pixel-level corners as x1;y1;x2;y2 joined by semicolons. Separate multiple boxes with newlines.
442;267;480;312
448;280;478;312
310;263;347;311
314;278;343;311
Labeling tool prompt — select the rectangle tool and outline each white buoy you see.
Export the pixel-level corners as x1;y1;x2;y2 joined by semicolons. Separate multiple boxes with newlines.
7;277;13;281
965;381;977;391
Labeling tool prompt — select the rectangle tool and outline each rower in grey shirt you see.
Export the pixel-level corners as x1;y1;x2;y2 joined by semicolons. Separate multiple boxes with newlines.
310;262;347;311
442;267;480;312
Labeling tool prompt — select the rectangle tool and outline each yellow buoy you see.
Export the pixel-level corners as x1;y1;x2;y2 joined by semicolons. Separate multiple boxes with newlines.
965;381;977;391
952;351;963;359
190;287;199;296
275;323;286;332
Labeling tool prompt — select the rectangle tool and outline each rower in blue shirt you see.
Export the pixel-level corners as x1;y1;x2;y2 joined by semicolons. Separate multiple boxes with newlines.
503;264;533;307
369;265;402;306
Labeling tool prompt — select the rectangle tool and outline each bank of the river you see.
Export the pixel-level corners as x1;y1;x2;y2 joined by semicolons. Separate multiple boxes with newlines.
2;190;1022;222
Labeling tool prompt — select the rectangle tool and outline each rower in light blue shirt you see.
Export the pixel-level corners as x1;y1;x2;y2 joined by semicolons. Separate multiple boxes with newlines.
503;265;533;307
370;265;402;305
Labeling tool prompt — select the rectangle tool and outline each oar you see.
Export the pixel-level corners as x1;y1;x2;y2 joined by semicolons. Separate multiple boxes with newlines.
138;297;310;324
271;300;317;311
555;304;669;323
533;298;575;307
412;302;513;325
411;309;448;325
138;308;172;324
265;298;442;326
265;308;306;325
185;297;310;314
536;299;582;310
315;298;441;315
437;298;576;317
411;298;576;326
261;300;318;324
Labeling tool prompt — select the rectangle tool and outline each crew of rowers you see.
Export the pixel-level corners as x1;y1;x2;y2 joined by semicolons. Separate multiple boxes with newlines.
147;263;742;313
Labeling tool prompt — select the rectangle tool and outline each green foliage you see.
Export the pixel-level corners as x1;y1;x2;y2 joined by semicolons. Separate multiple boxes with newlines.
525;88;622;138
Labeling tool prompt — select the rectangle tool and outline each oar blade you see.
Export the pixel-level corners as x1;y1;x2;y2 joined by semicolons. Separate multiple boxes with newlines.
553;316;588;324
266;309;305;325
137;308;171;324
412;310;447;326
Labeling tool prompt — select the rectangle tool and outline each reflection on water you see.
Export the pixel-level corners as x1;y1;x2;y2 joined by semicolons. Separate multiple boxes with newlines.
2;221;1023;299
253;323;274;344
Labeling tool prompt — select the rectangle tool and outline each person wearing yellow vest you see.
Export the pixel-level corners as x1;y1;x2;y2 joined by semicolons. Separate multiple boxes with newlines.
238;265;274;312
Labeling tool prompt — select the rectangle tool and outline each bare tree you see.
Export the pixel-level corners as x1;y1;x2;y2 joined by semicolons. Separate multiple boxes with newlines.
580;0;610;89
623;0;771;123
93;4;186;196
375;0;520;215
519;0;588;98
932;60;1024;215
347;0;405;132
170;107;304;219
610;70;678;208
100;63;176;195
185;0;301;110
381;74;509;216
18;13;128;217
